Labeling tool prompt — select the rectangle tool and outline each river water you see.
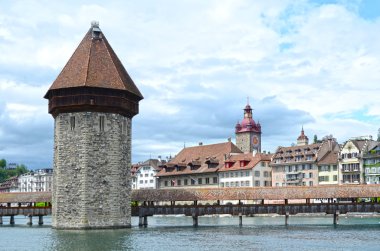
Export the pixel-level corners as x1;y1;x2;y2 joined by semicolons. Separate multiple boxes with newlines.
0;215;379;251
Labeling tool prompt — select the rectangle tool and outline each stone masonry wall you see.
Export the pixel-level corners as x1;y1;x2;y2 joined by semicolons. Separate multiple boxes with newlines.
52;112;132;229
236;132;261;154
236;132;251;153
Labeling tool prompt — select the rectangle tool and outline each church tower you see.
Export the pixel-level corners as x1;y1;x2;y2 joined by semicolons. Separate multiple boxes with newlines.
297;127;309;146
44;22;143;229
235;102;261;154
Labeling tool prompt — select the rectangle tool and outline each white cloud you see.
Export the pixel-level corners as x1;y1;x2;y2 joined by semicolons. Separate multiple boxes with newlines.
0;0;379;167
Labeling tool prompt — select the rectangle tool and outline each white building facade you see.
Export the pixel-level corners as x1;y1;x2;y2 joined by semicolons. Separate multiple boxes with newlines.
18;169;53;192
134;159;163;189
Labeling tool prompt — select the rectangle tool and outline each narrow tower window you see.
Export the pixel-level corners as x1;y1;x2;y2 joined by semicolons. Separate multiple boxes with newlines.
122;120;127;134
99;116;105;132
70;116;75;131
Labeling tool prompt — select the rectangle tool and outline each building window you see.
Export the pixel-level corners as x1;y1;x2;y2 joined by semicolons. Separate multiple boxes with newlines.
264;171;269;177
213;177;218;184
220;182;224;187
205;178;210;184
226;182;229;187
240;181;244;187
198;178;202;184
122;120;127;134
255;171;260;177
99;116;105;132
235;181;239;187
319;176;329;182
245;181;250;186
70;116;75;131
177;180;181;186
150;179;153;183
184;179;188;185
139;180;143;184
221;173;224;178
309;181;313;186
145;174;149;177
333;175;337;181
164;181;168;186
309;172;313;178
191;179;195;185
246;171;250;177
255;180;260;186
333;165;337;171
226;173;229;178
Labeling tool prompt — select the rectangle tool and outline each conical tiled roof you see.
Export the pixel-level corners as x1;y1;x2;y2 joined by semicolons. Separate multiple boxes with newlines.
45;22;143;99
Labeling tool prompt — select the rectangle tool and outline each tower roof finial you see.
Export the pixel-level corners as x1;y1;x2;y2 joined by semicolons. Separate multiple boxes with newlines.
91;20;99;28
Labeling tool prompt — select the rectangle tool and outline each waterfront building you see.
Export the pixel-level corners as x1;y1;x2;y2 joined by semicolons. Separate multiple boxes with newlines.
271;128;322;187
0;176;19;193
362;142;380;184
218;152;272;188
134;159;164;189
44;22;143;229
131;164;138;190
235;103;261;154
18;169;53;192
156;141;242;188
316;137;340;185
339;136;377;184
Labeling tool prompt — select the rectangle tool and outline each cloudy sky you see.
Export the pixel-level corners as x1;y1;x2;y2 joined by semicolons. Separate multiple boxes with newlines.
0;0;379;169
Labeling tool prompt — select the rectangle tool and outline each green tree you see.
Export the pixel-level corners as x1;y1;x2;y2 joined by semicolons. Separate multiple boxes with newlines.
0;159;6;168
313;135;318;144
0;162;29;183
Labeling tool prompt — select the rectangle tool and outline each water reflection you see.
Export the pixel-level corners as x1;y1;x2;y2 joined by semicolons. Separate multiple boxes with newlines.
49;228;133;251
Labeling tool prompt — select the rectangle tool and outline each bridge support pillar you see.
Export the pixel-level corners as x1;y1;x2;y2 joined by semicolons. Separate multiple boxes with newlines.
333;210;339;225
38;215;44;225
0;216;2;225
143;216;148;227
285;212;289;226
27;215;33;225
10;215;15;225
239;213;243;227
138;216;143;227
192;214;198;227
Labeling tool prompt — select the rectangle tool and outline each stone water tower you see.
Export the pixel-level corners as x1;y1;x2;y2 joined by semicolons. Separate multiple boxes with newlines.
44;22;143;229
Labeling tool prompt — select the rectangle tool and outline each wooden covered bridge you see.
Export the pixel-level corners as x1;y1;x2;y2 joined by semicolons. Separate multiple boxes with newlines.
1;185;380;226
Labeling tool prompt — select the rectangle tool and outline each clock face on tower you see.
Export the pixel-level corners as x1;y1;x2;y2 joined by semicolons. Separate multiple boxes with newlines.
252;135;259;147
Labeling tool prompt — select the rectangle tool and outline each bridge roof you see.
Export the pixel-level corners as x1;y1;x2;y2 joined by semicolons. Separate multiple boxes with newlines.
132;185;380;202
0;192;51;203
1;185;380;203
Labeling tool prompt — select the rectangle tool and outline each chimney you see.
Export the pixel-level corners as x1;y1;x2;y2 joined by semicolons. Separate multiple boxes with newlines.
227;137;231;142
199;142;203;146
158;155;162;162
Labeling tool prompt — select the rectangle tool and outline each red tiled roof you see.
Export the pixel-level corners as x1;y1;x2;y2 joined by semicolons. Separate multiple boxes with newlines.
270;143;322;165
218;153;273;172
156;142;242;177
317;150;338;165
45;24;143;99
